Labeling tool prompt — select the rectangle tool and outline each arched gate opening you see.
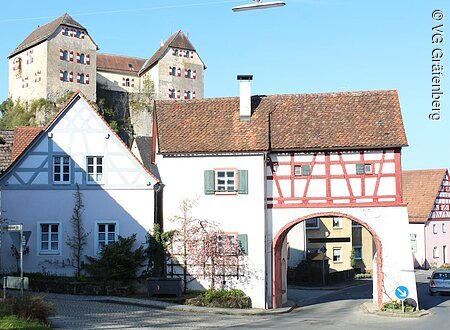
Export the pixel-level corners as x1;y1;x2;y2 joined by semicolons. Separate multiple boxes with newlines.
272;211;384;309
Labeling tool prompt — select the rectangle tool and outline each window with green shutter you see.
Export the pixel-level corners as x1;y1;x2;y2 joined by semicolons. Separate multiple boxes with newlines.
302;164;311;176
204;170;215;194
356;163;364;175
237;234;248;255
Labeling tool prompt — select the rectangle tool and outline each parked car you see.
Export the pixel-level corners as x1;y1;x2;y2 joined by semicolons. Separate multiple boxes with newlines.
428;270;450;296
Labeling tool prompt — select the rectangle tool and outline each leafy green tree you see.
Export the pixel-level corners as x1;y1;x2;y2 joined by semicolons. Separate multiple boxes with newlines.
85;234;146;284
145;223;175;277
0;99;36;129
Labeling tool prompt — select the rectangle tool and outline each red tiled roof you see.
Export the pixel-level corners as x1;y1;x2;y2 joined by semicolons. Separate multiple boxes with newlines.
139;30;199;75
155;90;408;154
97;54;145;76
10;13;95;58
402;169;448;224
0;131;14;172
11;127;43;162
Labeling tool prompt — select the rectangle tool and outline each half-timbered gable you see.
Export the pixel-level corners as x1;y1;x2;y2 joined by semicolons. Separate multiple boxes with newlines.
0;91;158;274
404;169;450;268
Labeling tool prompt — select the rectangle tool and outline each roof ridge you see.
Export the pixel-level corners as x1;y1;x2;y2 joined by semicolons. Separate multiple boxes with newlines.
98;53;146;60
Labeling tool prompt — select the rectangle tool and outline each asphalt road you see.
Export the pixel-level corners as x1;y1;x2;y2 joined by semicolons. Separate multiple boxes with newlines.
48;269;449;329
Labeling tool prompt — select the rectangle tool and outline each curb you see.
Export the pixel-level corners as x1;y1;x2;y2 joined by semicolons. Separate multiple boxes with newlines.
91;297;299;315
361;302;431;318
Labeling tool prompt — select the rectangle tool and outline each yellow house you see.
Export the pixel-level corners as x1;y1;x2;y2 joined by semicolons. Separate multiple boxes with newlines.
305;217;374;273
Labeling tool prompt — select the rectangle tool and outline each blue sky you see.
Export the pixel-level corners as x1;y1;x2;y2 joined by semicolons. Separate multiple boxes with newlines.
0;0;448;170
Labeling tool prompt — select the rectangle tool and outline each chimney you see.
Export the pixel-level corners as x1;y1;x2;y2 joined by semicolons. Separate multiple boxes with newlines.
237;75;253;121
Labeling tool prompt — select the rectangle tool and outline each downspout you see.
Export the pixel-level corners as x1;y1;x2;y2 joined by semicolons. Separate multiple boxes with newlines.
263;151;269;309
153;183;164;230
424;222;428;269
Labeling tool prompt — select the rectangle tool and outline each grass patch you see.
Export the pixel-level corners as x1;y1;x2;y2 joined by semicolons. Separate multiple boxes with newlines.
0;315;49;329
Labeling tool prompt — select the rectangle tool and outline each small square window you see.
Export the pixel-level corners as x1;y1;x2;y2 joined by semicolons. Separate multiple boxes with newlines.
332;217;342;229
333;247;342;262
216;170;236;192
294;164;311;176
356;163;373;175
305;218;319;229
53;156;70;184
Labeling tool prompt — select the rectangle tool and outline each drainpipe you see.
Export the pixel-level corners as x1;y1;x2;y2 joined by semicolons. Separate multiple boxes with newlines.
424;223;428;269
263;151;270;309
153;183;164;230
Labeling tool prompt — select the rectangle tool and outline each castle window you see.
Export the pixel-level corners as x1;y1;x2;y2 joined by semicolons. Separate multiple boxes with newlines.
173;48;179;56
76;30;81;38
79;73;85;84
63;50;68;61
63;71;69;82
185;50;190;58
169;89;176;99
80;53;85;64
171;67;177;76
186;69;193;79
125;78;130;87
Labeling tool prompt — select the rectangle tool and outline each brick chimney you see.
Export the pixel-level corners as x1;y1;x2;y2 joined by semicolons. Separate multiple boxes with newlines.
237;75;253;121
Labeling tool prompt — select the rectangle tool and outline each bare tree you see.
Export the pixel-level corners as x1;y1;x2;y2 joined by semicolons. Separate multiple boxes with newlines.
66;184;90;278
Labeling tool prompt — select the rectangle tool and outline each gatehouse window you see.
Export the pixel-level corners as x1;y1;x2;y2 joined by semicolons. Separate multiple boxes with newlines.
443;223;447;233
433;246;439;258
433;224;438;234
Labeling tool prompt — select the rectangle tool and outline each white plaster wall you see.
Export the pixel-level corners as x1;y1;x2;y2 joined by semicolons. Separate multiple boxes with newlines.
97;70;140;93
0;188;153;275
409;223;426;268
286;224;306;268
157;153;267;308
269;206;418;307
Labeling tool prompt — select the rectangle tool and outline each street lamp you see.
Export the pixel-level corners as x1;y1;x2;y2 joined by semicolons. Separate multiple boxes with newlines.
232;0;286;12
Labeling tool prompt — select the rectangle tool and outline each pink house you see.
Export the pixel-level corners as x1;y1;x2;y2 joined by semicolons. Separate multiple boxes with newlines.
404;169;450;268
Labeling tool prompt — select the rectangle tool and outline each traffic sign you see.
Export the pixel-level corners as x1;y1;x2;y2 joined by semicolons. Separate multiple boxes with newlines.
395;286;409;299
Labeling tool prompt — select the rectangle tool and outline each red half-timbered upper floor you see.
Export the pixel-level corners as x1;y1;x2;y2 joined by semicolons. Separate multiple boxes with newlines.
267;149;402;208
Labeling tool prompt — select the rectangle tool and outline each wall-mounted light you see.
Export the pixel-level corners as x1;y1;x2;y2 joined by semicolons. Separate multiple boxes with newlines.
48;132;53;138
232;0;286;12
105;133;110;139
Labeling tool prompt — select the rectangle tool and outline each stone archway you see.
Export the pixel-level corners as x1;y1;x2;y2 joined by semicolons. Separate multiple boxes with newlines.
272;211;383;309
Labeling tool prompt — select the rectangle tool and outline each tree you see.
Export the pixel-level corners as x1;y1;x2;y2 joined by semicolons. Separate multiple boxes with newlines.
66;184;89;278
145;223;175;277
0;98;36;129
85;234;146;284
171;199;245;291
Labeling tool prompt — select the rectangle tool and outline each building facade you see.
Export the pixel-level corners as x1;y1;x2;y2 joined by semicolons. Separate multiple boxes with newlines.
154;84;418;309
0;92;158;274
8;14;97;102
405;169;450;268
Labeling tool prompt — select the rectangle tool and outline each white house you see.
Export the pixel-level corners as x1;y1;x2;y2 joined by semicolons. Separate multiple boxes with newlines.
154;77;418;309
0;91;158;275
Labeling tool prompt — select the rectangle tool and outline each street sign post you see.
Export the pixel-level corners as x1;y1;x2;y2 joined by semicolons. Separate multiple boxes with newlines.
1;224;25;296
395;285;409;312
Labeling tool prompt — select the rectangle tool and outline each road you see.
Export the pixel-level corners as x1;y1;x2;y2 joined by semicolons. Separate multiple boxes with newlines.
48;270;449;329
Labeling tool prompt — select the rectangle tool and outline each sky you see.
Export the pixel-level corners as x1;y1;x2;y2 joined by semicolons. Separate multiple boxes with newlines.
0;0;448;170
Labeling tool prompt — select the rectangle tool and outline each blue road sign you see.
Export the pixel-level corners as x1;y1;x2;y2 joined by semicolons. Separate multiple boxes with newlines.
395;286;409;299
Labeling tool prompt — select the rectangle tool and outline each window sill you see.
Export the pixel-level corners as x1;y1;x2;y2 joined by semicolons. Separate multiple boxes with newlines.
39;251;61;256
333;261;343;264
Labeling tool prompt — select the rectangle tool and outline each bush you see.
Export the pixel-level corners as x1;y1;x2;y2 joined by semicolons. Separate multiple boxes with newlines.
85;234;146;284
355;273;372;279
0;315;49;329
1;295;55;324
186;289;252;309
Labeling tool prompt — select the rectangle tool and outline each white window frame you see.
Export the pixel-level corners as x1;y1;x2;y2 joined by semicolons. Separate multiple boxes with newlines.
433;246;439;258
215;169;237;194
305;217;319;229
37;222;62;255
332;217;343;229
364;163;373;174
353;246;362;260
87;156;104;184
53;155;70;184
410;234;417;253
333;247;342;263
95;221;118;254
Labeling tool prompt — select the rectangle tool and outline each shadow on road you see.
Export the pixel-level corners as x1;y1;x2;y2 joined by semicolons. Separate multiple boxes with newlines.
415;281;450;309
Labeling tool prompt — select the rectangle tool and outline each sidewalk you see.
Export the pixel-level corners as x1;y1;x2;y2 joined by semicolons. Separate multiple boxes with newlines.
45;292;299;316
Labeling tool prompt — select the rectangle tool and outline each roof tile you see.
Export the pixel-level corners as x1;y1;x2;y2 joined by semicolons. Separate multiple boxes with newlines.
97;54;145;76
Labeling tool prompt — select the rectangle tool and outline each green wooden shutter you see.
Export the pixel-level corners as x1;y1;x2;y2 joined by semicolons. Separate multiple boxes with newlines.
237;234;248;255
238;170;248;194
302;164;311;176
204;170;215;195
356;163;364;175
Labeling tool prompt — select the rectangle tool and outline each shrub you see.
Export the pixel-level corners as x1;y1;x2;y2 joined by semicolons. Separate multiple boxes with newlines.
85;234;146;284
0;315;49;329
1;295;55;324
355;273;372;279
186;289;252;309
